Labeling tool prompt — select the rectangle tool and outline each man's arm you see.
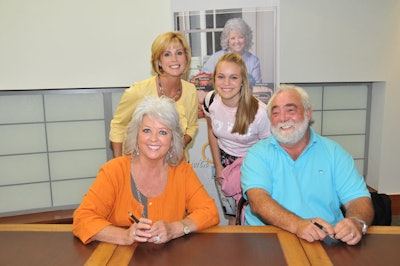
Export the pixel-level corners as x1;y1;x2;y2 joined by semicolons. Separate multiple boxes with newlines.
343;196;374;225
246;188;331;242
334;196;374;244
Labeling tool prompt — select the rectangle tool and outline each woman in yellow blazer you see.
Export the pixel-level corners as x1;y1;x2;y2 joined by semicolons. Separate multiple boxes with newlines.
110;31;198;160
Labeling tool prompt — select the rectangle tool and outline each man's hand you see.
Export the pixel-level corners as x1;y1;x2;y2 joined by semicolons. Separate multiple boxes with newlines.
297;219;335;243
333;217;363;245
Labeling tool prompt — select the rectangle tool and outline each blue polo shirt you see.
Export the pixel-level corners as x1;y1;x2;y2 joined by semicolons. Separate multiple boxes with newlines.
241;128;370;226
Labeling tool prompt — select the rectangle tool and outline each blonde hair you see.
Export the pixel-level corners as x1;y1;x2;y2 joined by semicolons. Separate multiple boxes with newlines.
151;31;191;77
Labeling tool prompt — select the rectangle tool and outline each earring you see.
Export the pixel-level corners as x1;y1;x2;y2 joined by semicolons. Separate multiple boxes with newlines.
167;149;173;159
158;61;163;72
135;146;139;156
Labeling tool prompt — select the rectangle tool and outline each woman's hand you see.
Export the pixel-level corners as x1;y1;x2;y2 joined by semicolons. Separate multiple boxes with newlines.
146;219;195;244
129;219;195;245
145;220;175;244
183;134;192;148
128;217;153;243
214;166;224;185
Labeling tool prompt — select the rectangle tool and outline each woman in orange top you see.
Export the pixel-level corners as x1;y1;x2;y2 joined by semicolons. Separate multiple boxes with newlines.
72;96;219;245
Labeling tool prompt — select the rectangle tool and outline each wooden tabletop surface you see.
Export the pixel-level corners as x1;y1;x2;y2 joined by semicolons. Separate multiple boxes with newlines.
1;224;400;266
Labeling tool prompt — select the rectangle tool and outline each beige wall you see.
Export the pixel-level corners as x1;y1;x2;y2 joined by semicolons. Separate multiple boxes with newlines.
1;0;399;193
279;0;400;193
0;0;171;89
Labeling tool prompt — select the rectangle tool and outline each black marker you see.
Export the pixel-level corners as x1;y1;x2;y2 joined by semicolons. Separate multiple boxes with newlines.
128;212;140;223
312;220;328;234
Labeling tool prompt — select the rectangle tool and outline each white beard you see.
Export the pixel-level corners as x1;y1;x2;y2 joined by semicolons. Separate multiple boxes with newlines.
271;115;310;145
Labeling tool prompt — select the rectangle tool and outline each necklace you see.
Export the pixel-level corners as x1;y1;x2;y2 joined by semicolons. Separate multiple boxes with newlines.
158;76;182;101
132;172;147;218
136;187;143;205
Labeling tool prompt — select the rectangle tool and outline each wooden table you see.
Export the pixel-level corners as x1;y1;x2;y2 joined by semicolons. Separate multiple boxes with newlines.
0;224;308;266
300;226;400;266
1;224;400;265
98;226;309;266
0;224;97;265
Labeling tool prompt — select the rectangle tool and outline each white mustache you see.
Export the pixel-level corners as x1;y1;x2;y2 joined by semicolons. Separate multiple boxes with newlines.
277;122;295;129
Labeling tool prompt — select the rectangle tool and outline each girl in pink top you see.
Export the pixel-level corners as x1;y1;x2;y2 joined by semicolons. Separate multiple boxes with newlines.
203;53;270;224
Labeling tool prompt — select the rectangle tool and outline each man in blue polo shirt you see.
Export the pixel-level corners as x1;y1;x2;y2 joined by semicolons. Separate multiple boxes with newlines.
241;84;374;245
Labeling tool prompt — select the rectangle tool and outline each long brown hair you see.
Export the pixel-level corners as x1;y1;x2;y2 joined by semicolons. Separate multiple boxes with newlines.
213;53;259;134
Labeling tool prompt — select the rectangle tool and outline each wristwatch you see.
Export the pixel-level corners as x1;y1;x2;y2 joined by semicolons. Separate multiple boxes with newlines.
350;217;368;235
181;220;190;235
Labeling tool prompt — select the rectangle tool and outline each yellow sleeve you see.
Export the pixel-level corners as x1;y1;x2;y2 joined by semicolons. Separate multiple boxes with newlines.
109;77;158;143
178;80;199;138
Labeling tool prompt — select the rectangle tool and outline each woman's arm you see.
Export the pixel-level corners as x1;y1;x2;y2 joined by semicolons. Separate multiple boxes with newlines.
109;88;137;155
111;142;123;157
205;116;224;181
93;224;136;245
183;163;220;229
93;217;153;245
181;82;199;142
72;158;132;244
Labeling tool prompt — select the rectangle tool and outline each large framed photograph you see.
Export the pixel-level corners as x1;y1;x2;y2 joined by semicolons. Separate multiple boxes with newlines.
174;6;278;118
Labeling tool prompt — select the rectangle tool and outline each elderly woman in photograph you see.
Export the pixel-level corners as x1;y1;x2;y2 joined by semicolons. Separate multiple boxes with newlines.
201;17;262;84
73;96;219;245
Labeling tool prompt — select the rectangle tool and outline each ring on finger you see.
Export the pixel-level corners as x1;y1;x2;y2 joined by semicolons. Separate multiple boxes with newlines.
155;235;161;243
350;233;354;239
133;229;137;236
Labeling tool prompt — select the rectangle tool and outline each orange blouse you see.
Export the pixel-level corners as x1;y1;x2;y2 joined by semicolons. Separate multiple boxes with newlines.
72;156;219;244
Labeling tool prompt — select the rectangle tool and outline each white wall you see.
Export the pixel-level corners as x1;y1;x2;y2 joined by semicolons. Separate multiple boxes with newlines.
279;0;400;194
1;0;399;193
0;0;171;90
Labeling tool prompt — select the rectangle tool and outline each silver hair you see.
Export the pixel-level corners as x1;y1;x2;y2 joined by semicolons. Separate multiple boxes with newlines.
124;96;184;166
220;18;253;52
267;84;312;119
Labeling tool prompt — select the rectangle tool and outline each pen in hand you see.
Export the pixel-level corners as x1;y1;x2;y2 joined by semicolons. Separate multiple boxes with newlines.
128;212;140;223
311;220;329;234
